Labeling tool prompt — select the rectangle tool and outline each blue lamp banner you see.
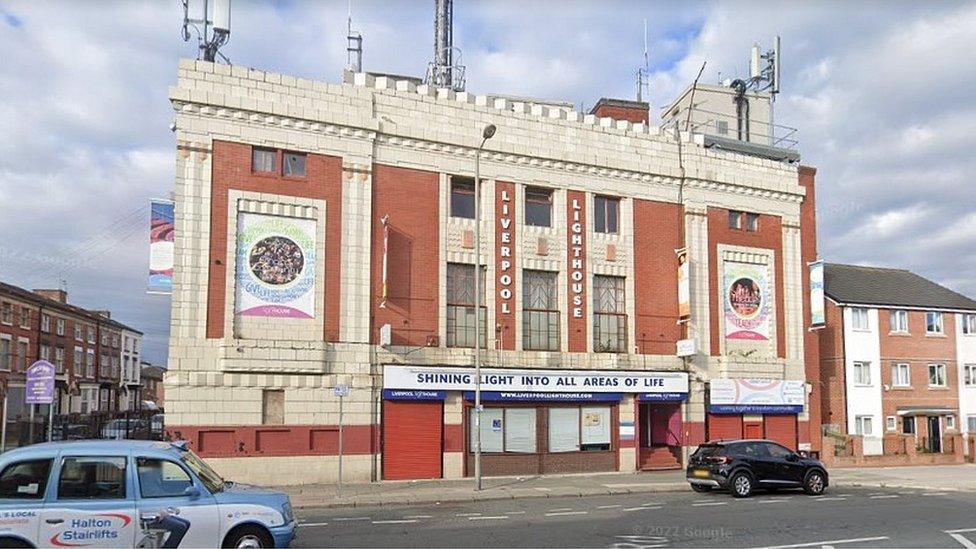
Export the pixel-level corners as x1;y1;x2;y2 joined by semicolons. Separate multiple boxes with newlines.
148;200;175;294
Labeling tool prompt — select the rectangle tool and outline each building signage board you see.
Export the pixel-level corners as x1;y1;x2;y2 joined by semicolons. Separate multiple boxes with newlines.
381;389;446;401
463;391;624;402
495;184;515;316
676;247;690;318
26;361;56;405
566;190;587;352
235;213;317;318
809;260;825;327
384;365;688;394
676;338;697;357
639;392;688;402
709;378;804;414
723;261;771;341
148;199;175;294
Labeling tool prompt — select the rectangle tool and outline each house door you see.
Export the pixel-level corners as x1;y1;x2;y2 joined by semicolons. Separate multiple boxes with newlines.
638;403;682;470
927;416;942;453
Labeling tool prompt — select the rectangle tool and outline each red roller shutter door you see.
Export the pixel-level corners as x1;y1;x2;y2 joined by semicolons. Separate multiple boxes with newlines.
707;414;743;442
383;400;443;480
764;414;798;450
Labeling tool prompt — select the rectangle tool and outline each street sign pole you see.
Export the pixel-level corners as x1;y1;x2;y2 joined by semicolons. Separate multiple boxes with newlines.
334;384;348;497
1;393;7;453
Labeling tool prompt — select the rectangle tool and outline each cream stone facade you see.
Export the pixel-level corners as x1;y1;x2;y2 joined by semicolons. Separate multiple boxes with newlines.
166;59;819;484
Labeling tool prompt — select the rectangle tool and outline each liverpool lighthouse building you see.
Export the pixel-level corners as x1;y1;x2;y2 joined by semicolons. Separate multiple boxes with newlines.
165;59;820;484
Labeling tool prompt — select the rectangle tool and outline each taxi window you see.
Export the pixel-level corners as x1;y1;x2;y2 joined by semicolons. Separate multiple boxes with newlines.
58;457;126;500
0;459;52;499
137;458;193;498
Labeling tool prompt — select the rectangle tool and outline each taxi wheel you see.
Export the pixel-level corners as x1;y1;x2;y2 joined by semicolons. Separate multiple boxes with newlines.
223;525;274;549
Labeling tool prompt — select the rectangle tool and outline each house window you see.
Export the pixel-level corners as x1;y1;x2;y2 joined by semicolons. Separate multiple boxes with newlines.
890;310;909;333
886;416;896;431
524;187;553;227
892;363;911;387
594;196;619;234
86;352;95;378
54;347;64;373
468;408;537;453
926;312;944;334
593;275;627;353
282;152;306;177
964;364;976;387
101;333;108;346
0;302;10;324
853;361;872;386
56;318;65;336
928;364;947;387
522;270;559;351
716;120;729;135
0;339;10;371
449;177;475;219
111;334;118;348
17;341;27;371
728;211;742;230
855;415;874;436
39;344;50;362
851;308;870;331
41;314;50;333
745;213;759;232
87;327;95;344
73;347;83;370
947;415;956;430
446;263;486;348
251;147;277;173
968;415;976;433
74;325;82;341
19;308;30;328
903;416;916;435
963;314;976;335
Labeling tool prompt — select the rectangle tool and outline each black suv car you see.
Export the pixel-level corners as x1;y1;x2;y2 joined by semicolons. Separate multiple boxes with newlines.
687;439;828;498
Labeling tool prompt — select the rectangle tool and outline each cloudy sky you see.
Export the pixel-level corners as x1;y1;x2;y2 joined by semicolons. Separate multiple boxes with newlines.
1;0;974;364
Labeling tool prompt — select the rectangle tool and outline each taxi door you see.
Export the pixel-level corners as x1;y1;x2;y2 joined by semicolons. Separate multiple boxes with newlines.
133;456;220;548
39;455;137;547
0;456;55;545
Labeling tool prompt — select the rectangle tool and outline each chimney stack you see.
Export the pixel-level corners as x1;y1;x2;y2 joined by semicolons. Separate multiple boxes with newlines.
589;98;650;125
33;289;67;303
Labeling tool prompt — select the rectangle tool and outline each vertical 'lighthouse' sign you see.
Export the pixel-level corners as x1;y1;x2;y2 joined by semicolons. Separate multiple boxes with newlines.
567;190;587;352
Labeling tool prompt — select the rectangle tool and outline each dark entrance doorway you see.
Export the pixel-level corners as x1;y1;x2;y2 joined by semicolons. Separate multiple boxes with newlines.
638;402;682;470
927;416;942;453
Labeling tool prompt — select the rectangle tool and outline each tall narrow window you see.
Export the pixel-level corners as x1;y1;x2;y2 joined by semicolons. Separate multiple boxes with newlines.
17;341;27;371
282;152;306;177
524;187;553;227
853;361;872;386
522;270;559;351
252;147;277;173
963;314;976;335
889;310;909;333
926;311;944;334
450;177;475;219
0;339;10;371
851;308;870;331
0;303;10;324
19;308;29;329
593;275;627;352
928;363;947;387
446;263;486;348
594;196;619;234
41;314;50;333
891;363;910;387
745;213;760;232
728;211;742;230
965;364;976;387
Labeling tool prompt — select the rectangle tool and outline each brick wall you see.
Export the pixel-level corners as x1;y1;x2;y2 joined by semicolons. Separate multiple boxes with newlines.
819;300;848;431
633;199;682;355
208;140;344;341
370;164;441;346
799;166;822;449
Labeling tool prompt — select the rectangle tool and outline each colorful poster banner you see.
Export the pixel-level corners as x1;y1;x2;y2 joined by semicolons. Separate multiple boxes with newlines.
148;200;175;294
723;261;771;341
709;378;805;408
235;213;317;318
26;360;56;405
809;260;825;326
677;247;690;318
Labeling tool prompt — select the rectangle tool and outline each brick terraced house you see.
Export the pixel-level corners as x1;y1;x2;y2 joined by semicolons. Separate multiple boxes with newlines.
819;264;976;458
165;59;822;485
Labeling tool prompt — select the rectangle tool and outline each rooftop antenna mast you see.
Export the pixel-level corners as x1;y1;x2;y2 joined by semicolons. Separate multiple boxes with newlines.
346;0;363;72
181;0;232;63
636;19;650;103
425;0;466;91
746;35;781;145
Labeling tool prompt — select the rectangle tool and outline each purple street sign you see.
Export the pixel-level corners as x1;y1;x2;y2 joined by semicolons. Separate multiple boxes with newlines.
26;360;56;405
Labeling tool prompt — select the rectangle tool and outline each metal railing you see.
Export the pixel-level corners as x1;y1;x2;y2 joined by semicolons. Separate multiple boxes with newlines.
4;409;165;449
662;105;799;150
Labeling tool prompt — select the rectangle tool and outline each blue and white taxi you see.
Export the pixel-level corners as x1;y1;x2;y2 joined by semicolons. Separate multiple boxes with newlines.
0;440;297;548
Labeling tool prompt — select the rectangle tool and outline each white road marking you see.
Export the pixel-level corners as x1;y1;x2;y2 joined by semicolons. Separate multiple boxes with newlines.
403;515;432;519
501;511;526;515
545;510;588;517
623;507;649;512
455;512;482;517
923;492;948;496
756;498;796;504
945;531;976;549
946;529;976;534
812;497;847;502
691;502;728;507
300;522;329;527
468;516;509;521
371;519;418;524
333;517;370;522
869;495;899;499
548;507;574;512
597;504;623;509
751;536;890;549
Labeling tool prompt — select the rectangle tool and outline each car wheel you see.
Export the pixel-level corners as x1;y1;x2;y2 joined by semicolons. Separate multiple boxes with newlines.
223;525;274;549
691;483;712;493
730;471;754;498
803;470;827;495
0;537;32;548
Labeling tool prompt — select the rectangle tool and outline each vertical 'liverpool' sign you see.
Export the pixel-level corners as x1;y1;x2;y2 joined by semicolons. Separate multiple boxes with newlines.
495;181;516;349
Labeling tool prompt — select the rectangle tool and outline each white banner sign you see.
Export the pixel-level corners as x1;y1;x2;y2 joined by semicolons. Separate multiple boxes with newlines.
383;365;689;394
723;261;771;341
809;260;825;326
709;378;805;406
235;213;317;318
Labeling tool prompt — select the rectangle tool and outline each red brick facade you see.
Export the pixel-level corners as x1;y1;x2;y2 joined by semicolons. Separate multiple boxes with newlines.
633;199;683;355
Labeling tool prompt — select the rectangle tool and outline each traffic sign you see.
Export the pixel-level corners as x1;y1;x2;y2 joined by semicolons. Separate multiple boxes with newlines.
334;384;349;398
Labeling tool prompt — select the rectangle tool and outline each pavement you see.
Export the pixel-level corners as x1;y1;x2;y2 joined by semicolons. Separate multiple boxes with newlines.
291;486;976;548
278;463;976;510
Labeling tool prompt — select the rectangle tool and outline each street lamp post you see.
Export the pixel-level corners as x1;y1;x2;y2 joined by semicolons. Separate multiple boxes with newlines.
474;123;496;491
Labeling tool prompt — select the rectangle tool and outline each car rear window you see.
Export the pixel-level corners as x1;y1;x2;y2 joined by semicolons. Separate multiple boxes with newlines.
0;459;52;499
692;444;725;458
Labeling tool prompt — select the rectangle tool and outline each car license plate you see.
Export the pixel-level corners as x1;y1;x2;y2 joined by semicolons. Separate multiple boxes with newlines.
692;469;710;478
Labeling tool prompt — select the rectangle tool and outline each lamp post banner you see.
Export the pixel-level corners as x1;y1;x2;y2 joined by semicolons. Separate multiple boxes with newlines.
26;360;56;405
383;365;688;394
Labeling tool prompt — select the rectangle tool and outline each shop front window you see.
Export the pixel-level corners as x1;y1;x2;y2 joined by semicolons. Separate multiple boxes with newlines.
548;407;580;453
446;263;486;348
469;408;537;453
593;275;627;353
522;270;559;351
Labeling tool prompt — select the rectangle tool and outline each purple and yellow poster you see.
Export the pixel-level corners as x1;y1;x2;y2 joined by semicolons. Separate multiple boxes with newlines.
148;200;175;294
723;261;771;341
